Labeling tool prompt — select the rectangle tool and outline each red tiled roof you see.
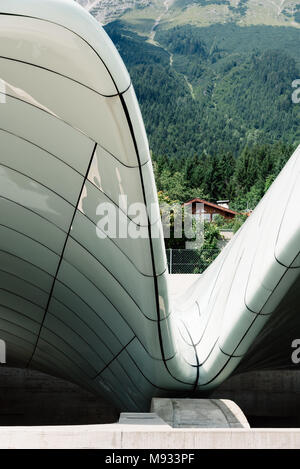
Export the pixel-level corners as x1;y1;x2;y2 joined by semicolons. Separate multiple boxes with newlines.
184;198;238;216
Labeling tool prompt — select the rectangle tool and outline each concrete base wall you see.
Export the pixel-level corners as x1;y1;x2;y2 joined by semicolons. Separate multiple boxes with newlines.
1;367;300;426
212;370;300;426
1;368;300;447
0;367;118;425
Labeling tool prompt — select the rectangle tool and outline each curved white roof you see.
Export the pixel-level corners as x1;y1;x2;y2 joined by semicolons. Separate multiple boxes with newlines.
0;0;299;411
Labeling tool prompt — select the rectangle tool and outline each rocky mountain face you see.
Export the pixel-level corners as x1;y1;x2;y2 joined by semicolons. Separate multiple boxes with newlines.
75;0;151;25
75;1;300;32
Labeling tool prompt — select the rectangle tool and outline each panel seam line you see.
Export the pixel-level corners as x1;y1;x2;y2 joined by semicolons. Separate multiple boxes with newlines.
26;142;98;367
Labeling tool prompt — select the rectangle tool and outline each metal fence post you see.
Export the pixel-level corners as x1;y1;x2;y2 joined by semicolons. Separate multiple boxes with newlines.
170;248;172;274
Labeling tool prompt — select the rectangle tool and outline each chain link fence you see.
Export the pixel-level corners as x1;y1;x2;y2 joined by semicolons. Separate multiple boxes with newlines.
166;248;220;274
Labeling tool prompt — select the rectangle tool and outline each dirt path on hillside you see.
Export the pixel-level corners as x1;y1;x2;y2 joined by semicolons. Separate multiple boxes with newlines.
149;0;174;43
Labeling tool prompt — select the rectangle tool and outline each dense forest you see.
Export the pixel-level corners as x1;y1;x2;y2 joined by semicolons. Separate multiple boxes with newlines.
105;22;300;211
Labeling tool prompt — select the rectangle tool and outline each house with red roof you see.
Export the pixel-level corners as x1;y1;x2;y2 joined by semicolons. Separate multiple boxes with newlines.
184;198;238;222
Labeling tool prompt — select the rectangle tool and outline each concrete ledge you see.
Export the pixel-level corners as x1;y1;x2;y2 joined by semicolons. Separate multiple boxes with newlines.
150;398;250;428
0;425;300;449
119;413;170;426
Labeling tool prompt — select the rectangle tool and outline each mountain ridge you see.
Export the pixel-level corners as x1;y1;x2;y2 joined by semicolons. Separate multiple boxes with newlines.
75;0;300;34
74;1;300;209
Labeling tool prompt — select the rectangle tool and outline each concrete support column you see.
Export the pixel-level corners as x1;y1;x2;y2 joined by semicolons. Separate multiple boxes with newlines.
151;398;250;428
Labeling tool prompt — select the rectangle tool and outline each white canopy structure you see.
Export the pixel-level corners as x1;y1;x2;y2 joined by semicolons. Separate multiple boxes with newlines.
0;0;299;411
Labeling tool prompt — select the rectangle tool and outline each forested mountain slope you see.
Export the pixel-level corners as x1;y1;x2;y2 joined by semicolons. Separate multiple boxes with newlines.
76;0;300;209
